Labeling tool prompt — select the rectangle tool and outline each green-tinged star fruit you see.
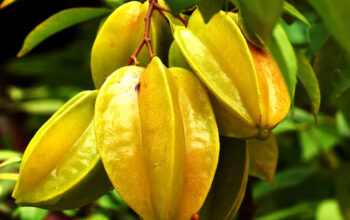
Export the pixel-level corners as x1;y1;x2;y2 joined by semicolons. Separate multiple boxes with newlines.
13;91;113;210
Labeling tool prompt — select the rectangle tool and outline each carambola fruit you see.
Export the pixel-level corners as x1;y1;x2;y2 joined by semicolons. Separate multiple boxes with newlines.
12;91;113;210
91;1;172;88
94;57;219;220
173;10;291;139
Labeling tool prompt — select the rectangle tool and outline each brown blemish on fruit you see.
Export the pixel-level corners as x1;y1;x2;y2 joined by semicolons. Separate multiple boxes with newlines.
135;83;140;93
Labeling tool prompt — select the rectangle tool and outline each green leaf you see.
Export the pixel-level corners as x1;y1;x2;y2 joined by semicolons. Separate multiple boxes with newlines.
308;0;350;56
0;173;18;181
164;0;199;15
283;2;310;26
316;200;344;220
237;0;284;44
336;90;350;125
253;166;316;199
336;111;350;137
0;156;21;169
14;99;65;115
198;0;226;22
97;191;127;211
104;0;125;8
313;37;350;104
296;52;321;123
273;119;301;134
199;137;249;220
335;164;350;220
268;22;298;97
256;202;317;220
13;207;48;220
247;135;278;186
282;20;309;46
18;7;111;57
299;123;341;161
0;150;22;161
90;213;110;220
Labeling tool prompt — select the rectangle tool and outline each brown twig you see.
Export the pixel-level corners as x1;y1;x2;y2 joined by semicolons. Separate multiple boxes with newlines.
126;0;157;66
182;6;197;13
126;0;188;65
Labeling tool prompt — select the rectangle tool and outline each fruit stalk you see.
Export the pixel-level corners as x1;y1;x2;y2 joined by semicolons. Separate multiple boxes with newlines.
126;0;157;65
126;0;188;66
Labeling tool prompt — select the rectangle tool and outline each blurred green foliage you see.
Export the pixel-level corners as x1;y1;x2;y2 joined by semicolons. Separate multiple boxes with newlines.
1;0;350;219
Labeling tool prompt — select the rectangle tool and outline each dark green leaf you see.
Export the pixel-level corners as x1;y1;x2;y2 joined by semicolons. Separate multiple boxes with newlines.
104;0;125;8
313;37;350;104
199;138;249;220
308;0;350;55
164;0;199;15
253;166;316;199
198;0;226;22
309;23;329;56
335;164;350;220
283;2;310;26
268;22;298;97
18;7;111;57
237;0;284;44
337;90;350;126
247;135;278;185
256;202;317;220
296;52;321;122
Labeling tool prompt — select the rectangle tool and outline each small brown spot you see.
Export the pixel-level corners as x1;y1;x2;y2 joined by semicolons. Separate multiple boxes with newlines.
135;83;140;93
110;43;114;48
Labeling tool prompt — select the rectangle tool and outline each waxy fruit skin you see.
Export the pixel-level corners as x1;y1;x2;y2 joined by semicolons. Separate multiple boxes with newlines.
91;1;172;88
174;10;291;139
12;91;113;210
95;57;219;220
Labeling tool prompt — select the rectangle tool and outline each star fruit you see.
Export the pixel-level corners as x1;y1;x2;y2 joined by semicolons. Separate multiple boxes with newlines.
91;1;172;88
12;91;113;210
94;57;219;220
173;10;291;139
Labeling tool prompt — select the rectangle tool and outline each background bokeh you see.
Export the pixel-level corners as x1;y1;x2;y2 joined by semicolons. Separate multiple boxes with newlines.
1;0;350;219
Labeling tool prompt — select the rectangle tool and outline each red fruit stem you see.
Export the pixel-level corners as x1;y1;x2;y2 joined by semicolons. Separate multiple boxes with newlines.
126;0;156;66
126;0;188;66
